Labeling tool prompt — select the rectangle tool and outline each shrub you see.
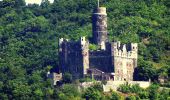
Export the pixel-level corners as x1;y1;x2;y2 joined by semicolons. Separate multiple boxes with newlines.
89;44;99;51
147;84;159;100
138;90;149;99
110;91;121;100
126;95;136;100
62;73;72;83
118;83;131;93
79;77;93;83
130;84;142;93
82;87;102;100
56;84;80;100
118;83;143;94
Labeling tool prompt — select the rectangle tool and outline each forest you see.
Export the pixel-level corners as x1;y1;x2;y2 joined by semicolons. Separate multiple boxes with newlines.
0;0;169;99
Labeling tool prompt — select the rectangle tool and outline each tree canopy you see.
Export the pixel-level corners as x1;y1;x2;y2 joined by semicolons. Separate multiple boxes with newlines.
0;0;169;99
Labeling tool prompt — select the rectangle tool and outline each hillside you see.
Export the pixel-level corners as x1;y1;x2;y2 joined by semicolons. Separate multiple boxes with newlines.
0;0;169;99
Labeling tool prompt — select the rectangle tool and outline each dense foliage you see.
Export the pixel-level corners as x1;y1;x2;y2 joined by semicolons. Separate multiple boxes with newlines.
118;83;142;94
0;0;169;99
118;84;170;100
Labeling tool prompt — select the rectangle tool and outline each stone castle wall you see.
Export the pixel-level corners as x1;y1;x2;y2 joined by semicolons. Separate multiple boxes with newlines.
81;37;90;75
111;42;138;81
79;81;150;92
59;39;84;79
88;43;113;72
89;45;113;72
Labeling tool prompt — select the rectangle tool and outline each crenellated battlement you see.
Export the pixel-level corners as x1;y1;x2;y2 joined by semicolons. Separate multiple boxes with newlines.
111;41;138;59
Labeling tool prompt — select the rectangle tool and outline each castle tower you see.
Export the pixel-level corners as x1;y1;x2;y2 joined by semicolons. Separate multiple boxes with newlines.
92;5;108;46
130;43;138;68
81;37;89;75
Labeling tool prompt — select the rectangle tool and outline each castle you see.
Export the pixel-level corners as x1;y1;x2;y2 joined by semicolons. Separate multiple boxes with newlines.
58;6;138;82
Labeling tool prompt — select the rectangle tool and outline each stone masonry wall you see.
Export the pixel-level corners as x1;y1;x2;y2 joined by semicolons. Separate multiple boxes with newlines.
111;42;138;81
89;50;113;73
59;39;84;79
92;7;108;45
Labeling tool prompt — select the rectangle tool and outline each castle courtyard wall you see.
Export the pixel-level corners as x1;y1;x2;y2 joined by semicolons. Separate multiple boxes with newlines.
103;81;151;92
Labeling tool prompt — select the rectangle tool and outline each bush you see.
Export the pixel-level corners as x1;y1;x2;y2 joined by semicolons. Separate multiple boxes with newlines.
118;83;131;93
126;95;136;100
138;90;149;99
110;91;121;100
55;84;80;100
131;84;142;93
79;77;93;83
82;83;103;100
159;89;170;100
89;44;99;51
118;83;143;94
91;83;103;92
147;84;159;100
82;87;102;100
62;73;72;83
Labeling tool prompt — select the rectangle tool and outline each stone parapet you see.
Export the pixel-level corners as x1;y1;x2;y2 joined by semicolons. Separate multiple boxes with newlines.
93;7;107;15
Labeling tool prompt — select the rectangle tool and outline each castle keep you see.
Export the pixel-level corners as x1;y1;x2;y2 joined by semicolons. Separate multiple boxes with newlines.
59;6;138;81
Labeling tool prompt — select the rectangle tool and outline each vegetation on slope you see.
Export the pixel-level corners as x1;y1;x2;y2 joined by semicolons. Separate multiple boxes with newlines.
0;0;169;99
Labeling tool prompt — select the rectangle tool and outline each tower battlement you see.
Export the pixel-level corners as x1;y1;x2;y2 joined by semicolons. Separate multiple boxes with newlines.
112;41;138;59
93;7;107;15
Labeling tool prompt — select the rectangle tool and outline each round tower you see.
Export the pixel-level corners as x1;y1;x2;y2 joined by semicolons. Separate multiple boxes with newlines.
92;7;108;46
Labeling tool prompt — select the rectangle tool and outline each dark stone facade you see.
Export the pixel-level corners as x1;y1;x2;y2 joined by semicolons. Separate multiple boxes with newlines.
59;40;84;79
89;43;113;73
87;68;112;81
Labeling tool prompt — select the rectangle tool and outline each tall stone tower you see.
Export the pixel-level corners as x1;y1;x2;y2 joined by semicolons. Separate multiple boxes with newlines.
92;6;108;46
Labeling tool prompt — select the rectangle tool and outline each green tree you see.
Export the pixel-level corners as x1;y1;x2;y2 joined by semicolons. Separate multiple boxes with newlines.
148;84;159;100
83;86;102;100
158;89;170;100
0;0;169;99
55;84;80;100
62;73;73;83
135;59;157;81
